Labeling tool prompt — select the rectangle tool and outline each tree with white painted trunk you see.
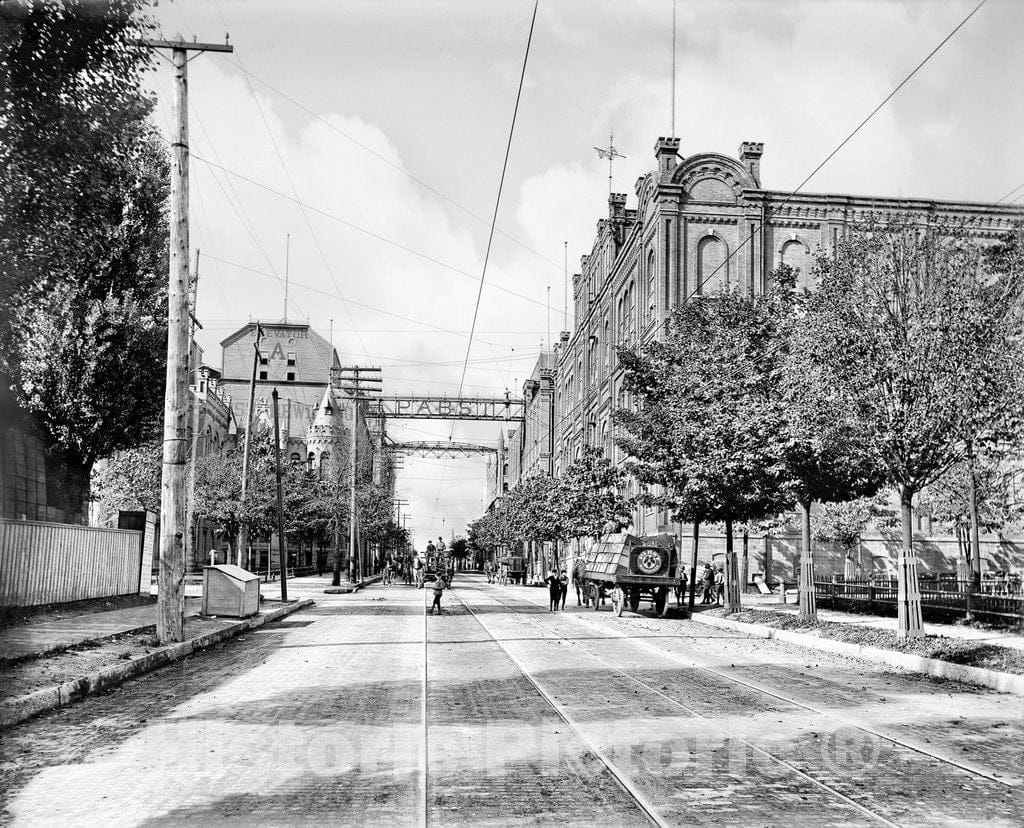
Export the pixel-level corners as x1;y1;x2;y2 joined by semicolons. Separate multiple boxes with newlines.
797;221;1024;638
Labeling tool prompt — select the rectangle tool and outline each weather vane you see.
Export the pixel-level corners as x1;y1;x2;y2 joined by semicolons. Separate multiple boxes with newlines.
594;130;626;196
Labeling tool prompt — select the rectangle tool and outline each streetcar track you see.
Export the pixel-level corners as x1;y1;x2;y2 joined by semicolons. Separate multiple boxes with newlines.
461;581;899;827
421;586;429;828
448;586;668;828
490;581;1021;790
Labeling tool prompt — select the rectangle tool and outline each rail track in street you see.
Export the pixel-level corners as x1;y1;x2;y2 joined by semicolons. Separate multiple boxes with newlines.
439;576;1019;827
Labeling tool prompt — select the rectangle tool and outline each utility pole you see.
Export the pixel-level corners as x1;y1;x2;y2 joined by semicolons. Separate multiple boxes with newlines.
237;322;263;568
185;248;203;574
143;35;233;644
271;389;288;602
335;367;382;583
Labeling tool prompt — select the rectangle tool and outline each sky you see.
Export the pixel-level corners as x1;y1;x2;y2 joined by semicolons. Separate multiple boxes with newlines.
145;0;1024;548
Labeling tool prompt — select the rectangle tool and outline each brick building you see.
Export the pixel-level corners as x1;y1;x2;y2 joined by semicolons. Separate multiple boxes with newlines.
219;321;340;433
554;136;1024;538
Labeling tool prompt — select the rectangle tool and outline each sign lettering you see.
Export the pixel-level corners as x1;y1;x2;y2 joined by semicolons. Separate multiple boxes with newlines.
366;397;525;421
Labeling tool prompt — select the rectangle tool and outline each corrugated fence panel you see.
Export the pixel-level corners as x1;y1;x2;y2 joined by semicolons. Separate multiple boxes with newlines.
0;519;143;607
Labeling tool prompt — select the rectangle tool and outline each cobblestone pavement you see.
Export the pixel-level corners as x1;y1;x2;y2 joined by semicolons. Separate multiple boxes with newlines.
1;575;1020;826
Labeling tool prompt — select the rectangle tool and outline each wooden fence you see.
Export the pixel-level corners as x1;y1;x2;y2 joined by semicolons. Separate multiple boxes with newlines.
0;518;144;607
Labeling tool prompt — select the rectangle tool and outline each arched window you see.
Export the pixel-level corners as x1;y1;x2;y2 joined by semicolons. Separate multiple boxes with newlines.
622;280;630;339
290;452;301;465
697;234;728;294
647;249;656;319
307;452;315;473
319;452;330;475
603;318;610;372
781;239;811;290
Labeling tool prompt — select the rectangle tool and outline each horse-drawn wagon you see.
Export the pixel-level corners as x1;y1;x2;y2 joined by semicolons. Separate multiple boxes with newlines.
575;533;679;617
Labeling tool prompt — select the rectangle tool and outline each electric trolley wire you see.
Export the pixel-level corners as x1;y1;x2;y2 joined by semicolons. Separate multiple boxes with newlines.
996;181;1024;203
190;154;550;313
201;254;532;350
427;0;540;534
225;62;565;275
694;0;989;295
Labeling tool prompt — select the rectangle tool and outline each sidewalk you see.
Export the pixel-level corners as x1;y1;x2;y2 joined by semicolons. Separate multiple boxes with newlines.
731;592;1024;651
0;573;372;663
0;597;202;662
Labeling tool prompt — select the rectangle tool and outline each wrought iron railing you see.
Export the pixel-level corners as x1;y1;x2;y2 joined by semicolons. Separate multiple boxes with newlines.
814;579;1023;626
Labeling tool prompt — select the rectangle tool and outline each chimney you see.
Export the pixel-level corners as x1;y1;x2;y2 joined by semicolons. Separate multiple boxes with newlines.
654;136;681;177
608;192;627;220
739;141;764;187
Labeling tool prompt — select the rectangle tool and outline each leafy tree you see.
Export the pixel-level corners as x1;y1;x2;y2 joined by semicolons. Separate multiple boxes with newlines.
811;494;898;570
798;221;1024;638
1;1;169;473
468;504;519;558
617;291;795;612
782;260;887;618
556;445;632;541
90;439;162;525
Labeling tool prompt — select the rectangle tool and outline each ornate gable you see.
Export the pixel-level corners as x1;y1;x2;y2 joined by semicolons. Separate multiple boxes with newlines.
672;153;757;203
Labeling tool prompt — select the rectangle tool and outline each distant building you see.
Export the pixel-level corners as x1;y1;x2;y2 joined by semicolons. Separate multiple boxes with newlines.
555;136;1024;537
218;320;392;573
219;321;341;433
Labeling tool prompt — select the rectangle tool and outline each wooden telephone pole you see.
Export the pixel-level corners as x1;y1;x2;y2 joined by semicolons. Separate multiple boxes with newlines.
144;36;233;644
335;367;382;583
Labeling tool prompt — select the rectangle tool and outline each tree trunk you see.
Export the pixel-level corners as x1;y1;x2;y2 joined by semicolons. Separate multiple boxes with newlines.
798;500;817;620
724;518;741;612
967;449;982;593
896;487;924;640
741;528;749;595
331;518;342;587
687;522;700;617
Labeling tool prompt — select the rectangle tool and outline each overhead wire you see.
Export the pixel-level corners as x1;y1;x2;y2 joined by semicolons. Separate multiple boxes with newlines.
428;0;540;536
694;0;989;295
231;62;565;274
189;154;551;312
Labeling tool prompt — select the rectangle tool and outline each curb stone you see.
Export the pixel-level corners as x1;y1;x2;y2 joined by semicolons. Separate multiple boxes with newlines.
687;611;1024;696
0;599;314;730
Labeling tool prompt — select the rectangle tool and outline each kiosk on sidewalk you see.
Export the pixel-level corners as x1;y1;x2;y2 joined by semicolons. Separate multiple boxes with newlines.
202;565;260;618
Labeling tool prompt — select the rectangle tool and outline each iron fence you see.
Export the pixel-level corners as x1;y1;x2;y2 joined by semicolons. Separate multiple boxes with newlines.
814;579;1024;626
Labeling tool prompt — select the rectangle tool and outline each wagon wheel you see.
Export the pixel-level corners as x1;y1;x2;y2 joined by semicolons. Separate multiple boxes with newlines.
612;587;625;617
591;584;602;610
653;587;669;617
628;588;640;613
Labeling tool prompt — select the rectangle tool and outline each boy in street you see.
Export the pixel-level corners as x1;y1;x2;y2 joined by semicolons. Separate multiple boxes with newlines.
430;572;448;614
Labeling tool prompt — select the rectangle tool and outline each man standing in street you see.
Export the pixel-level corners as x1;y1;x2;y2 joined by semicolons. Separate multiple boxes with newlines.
414;553;424;589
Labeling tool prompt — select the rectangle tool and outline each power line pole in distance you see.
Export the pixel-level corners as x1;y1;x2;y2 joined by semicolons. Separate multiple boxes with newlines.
143;34;233;644
335;367;382;583
271;389;289;602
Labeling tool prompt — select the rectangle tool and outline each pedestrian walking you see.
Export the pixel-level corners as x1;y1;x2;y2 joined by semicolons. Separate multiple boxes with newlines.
414;554;424;588
382;558;392;586
714;566;725;606
558;568;569;610
572;562;584;606
701;564;714;604
674;568;688;607
545;568;560;611
430;573;447;614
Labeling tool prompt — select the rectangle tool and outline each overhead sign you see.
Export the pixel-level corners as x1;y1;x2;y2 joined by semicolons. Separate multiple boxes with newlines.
366;396;524;421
